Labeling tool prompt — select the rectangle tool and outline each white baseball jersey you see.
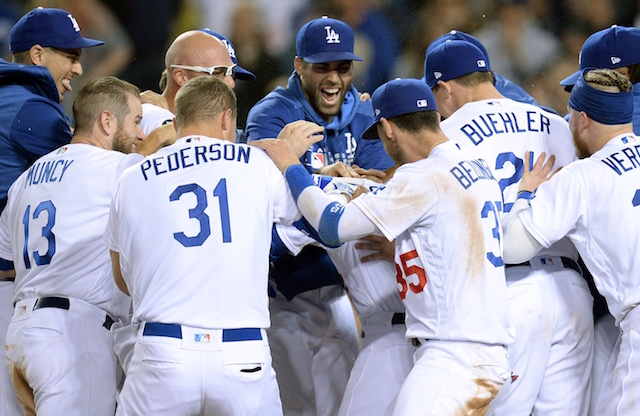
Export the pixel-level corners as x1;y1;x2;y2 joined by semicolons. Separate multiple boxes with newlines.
519;134;640;326
441;98;579;259
141;103;173;136
105;135;300;331
0;144;140;320
276;177;404;322
351;141;514;345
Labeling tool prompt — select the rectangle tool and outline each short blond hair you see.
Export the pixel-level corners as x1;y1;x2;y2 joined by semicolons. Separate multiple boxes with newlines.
72;77;140;135
174;76;237;128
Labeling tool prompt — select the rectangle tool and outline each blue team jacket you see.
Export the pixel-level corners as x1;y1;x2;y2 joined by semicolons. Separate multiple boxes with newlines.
0;59;72;213
246;72;393;299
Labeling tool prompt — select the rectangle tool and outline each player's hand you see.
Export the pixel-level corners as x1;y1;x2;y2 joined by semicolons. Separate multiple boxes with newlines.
316;162;361;178
355;235;395;263
351;185;370;200
135;123;176;156
250;121;324;171
518;151;557;193
140;90;168;109
359;92;371;101
352;165;386;182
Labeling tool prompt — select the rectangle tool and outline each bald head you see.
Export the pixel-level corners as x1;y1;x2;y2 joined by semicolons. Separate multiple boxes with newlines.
165;30;232;70
163;30;235;112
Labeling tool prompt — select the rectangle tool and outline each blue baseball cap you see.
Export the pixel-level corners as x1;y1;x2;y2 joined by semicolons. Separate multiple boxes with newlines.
296;16;362;63
426;30;490;67
424;40;490;88
560;25;640;89
362;78;437;139
200;28;256;81
10;7;103;53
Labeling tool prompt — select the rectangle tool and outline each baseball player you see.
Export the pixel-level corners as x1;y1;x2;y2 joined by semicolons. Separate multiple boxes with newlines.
425;29;559;113
106;76;305;415
138;29;255;152
502;68;640;416
253;78;515;415
0;77;144;415
557;25;640;413
273;175;416;416
0;8;104;414
140;30;236;137
246;16;393;415
425;40;594;415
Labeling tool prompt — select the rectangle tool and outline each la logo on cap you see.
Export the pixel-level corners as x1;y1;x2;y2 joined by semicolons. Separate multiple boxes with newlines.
220;39;236;59
67;13;80;32
325;26;340;44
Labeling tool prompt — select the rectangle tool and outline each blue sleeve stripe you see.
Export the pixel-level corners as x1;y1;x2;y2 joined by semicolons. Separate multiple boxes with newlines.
318;202;344;247
516;190;532;201
285;164;314;202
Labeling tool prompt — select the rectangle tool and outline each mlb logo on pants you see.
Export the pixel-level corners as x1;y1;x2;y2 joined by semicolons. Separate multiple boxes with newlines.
195;333;210;343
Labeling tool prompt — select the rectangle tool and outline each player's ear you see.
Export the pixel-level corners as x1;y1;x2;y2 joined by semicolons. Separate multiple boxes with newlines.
220;108;236;141
380;117;394;140
29;45;44;65
578;111;590;132
99;110;115;136
294;57;305;76
437;80;451;98
172;67;189;87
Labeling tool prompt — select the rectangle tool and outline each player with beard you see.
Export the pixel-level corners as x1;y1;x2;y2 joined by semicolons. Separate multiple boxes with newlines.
503;68;640;415
0;77;145;415
0;11;103;411
246;15;393;416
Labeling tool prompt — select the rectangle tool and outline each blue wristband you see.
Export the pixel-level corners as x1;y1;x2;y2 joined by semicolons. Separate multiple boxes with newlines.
285;164;314;202
517;190;532;200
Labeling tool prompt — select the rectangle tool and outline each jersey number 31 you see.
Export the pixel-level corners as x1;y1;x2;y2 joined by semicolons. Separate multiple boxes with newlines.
170;180;232;247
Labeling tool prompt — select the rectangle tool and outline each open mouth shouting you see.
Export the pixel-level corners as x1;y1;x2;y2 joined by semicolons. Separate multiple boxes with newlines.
321;87;341;106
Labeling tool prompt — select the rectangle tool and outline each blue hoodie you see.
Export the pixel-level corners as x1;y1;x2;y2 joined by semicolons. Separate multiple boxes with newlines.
247;72;393;172
0;59;72;213
246;72;393;299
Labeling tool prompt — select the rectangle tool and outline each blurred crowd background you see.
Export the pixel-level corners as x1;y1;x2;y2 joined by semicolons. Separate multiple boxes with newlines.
1;0;639;128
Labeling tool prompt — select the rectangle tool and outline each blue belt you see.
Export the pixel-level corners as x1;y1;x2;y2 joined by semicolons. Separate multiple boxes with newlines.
143;322;263;342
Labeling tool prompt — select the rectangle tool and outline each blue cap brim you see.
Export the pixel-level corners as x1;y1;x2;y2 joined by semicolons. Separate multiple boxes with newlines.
560;70;580;88
302;51;362;64
236;66;256;81
52;36;104;49
362;120;380;139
